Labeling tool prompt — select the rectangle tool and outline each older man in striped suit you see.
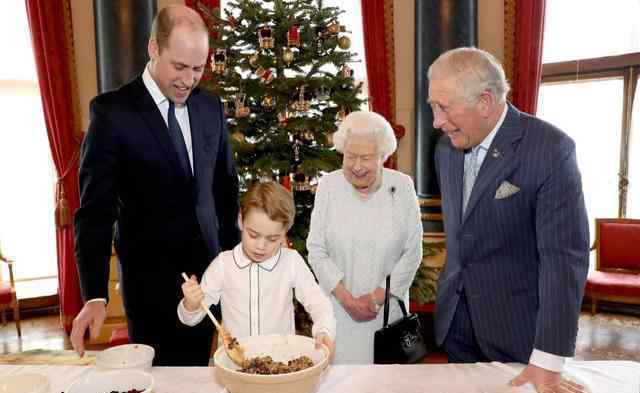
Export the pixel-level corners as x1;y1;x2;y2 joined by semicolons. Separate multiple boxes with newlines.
430;47;589;393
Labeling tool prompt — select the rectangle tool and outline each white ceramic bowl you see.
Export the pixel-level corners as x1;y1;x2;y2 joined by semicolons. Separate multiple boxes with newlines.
67;369;154;393
95;343;155;372
214;334;329;393
0;373;48;393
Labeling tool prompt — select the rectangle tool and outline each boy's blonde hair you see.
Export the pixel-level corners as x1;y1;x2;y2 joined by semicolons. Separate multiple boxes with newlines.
241;181;296;231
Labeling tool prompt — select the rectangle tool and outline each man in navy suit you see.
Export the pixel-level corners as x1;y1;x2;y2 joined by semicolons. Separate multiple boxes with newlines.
430;48;589;392
70;5;239;366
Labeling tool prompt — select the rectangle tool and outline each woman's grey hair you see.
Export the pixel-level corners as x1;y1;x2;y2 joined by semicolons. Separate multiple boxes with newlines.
333;111;397;161
427;47;510;103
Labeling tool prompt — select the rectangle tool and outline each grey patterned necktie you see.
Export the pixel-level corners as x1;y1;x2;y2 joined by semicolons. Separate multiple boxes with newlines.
462;147;480;213
167;100;192;175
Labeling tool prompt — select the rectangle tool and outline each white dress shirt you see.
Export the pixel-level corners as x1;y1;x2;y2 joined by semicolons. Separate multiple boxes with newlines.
142;65;194;173
178;244;336;340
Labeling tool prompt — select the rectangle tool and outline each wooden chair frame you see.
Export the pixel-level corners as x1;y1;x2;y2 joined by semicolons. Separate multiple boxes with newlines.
0;253;21;336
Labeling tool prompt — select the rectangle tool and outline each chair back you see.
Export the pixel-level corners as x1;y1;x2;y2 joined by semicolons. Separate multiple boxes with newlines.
595;218;640;272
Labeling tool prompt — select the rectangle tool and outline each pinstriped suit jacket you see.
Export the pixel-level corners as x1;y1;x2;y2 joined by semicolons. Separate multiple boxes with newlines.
433;104;589;362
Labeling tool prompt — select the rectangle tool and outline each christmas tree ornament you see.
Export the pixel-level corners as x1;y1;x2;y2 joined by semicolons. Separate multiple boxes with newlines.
282;47;295;66
278;110;289;125
339;65;353;78
293;172;311;191
291;85;311;112
231;131;245;142
222;100;231;116
258;26;275;49
317;86;330;101
255;66;274;84
249;54;259;67
261;95;276;109
287;26;300;47
326;132;334;146
326;22;341;35
302;129;315;143
234;94;250;118
293;139;302;163
211;48;226;74
337;35;351;50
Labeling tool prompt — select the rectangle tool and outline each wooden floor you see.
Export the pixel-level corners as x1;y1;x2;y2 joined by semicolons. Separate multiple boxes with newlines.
0;310;639;362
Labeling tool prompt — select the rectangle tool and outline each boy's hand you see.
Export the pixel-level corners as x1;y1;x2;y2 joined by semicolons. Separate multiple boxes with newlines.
181;274;204;312
314;332;335;362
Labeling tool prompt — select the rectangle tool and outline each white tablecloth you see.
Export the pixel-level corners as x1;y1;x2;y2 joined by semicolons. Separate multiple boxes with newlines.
1;361;638;393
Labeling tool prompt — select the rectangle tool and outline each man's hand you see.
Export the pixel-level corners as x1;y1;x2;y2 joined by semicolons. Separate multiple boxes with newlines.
181;274;204;311
70;301;107;357
314;332;335;362
511;363;585;393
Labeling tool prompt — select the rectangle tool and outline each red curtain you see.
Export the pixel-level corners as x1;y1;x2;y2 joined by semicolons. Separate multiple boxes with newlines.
25;0;83;333
360;0;404;168
505;0;546;115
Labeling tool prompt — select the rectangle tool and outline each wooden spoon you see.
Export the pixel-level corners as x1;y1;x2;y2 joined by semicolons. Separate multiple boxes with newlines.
181;273;246;366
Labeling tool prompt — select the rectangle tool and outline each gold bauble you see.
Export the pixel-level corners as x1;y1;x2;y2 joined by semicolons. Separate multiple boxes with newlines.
231;131;245;142
249;54;258;67
337;36;351;50
282;48;294;66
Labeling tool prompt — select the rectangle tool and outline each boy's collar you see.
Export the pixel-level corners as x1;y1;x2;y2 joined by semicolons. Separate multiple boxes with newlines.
232;244;282;271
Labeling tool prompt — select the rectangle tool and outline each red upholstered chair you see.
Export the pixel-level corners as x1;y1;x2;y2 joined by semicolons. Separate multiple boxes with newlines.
585;218;640;314
0;252;21;336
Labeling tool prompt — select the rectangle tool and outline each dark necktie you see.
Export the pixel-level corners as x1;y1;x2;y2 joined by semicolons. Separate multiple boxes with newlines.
167;100;192;176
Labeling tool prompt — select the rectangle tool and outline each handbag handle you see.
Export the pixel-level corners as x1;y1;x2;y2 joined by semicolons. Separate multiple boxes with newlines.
382;275;409;328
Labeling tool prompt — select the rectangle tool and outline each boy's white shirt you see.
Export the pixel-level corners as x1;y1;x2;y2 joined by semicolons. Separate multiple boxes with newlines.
178;244;336;340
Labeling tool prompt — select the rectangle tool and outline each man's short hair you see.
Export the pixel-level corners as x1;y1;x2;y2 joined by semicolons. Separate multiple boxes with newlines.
428;47;510;103
150;6;208;52
241;181;296;231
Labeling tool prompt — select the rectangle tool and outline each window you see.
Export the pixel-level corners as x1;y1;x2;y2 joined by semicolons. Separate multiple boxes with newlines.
537;1;640;264
0;4;57;284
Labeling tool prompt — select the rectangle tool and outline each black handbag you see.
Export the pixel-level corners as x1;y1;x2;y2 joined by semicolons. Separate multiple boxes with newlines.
373;275;429;364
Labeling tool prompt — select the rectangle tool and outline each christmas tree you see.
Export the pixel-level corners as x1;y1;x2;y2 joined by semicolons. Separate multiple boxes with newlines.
196;0;365;255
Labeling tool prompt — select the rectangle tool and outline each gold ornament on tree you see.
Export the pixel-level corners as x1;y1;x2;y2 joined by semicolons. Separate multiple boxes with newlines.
231;131;245;143
282;47;294;66
261;95;276;109
248;54;259;67
337;36;351;50
258;26;275;49
291;85;311;112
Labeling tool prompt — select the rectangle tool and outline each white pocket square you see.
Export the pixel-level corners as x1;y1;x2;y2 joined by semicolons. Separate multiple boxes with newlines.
495;181;520;199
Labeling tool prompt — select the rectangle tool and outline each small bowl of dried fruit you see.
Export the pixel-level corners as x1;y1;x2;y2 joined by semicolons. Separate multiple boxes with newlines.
66;369;154;393
213;334;329;393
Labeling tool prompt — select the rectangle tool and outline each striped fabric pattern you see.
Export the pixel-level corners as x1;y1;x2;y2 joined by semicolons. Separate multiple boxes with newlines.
433;104;590;362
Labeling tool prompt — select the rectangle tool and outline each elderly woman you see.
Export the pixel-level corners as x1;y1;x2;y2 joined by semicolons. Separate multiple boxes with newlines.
307;111;423;364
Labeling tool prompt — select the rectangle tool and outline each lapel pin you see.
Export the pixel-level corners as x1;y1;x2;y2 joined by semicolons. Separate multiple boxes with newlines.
492;148;501;158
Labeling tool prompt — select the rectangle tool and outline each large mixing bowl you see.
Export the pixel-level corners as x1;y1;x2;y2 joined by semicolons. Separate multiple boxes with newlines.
214;334;329;393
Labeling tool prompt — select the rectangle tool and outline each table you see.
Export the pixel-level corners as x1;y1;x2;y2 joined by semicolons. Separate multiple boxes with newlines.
0;361;637;393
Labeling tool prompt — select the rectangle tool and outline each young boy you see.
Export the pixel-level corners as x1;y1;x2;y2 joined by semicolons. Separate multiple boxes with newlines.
178;181;335;356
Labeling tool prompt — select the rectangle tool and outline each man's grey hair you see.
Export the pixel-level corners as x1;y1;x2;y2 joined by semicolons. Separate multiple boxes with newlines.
333;111;397;161
428;47;510;103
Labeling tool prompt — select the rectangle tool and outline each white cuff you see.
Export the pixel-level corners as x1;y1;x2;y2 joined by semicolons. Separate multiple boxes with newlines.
86;298;107;304
177;299;206;326
529;348;566;373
